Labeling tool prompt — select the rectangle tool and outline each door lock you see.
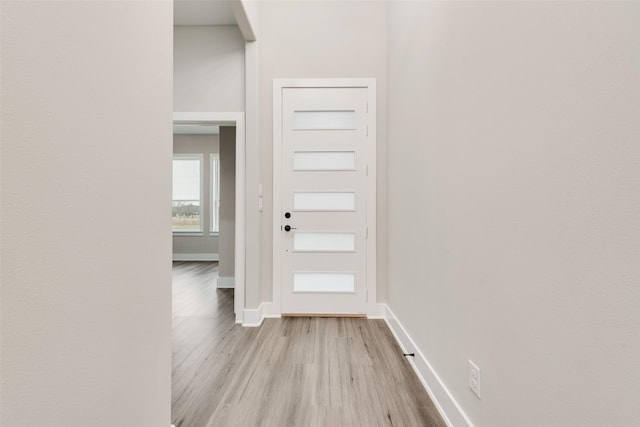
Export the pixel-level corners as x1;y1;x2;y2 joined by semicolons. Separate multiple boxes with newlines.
284;212;291;218
284;225;297;232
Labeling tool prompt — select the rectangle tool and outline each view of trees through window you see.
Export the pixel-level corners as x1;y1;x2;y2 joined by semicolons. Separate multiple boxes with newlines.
172;157;201;231
172;154;220;232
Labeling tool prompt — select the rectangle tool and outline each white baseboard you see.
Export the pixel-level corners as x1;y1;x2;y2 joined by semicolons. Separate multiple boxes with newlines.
367;303;387;319
383;304;473;427
216;276;235;288
172;253;219;261
243;303;264;327
262;302;281;319
242;302;280;327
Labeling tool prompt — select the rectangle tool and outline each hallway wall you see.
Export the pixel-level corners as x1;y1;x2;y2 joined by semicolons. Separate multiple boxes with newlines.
0;1;173;426
174;25;245;112
386;2;640;425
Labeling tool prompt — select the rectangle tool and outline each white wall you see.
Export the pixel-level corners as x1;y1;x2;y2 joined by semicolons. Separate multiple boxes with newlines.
386;2;640;426
258;0;388;305
1;1;172;426
240;2;264;313
174;25;245;112
173;134;220;257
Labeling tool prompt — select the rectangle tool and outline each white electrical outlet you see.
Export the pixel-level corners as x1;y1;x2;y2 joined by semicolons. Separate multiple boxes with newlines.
468;360;481;399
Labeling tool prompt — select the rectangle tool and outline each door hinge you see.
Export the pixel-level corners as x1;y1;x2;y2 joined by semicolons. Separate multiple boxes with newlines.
366;227;369;239
366;124;368;136
366;289;369;302
366;164;369;176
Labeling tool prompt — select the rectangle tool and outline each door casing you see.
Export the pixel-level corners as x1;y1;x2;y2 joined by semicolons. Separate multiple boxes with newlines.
272;79;377;317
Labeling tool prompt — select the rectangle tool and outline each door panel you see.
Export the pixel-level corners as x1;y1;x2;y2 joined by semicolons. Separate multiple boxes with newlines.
280;87;369;315
293;151;356;171
293;192;356;211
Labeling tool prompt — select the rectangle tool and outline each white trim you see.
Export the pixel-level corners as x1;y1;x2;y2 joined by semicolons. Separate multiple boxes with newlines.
230;0;257;42
383;304;474;427
173;112;239;125
234;117;246;325
216;276;235;288
273;78;376;89
242;303;264;327
173;112;245;325
210;153;220;233
244;302;281;327
172;253;219;262
261;302;281;319
172;153;204;233
363;79;378;318
366;303;387;319
272;82;284;315
272;79;377;316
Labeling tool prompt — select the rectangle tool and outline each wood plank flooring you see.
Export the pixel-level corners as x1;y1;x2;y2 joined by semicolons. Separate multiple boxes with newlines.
172;261;446;427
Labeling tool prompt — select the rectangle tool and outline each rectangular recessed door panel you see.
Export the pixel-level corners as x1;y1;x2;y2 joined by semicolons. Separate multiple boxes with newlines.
293;232;355;252
294;151;356;171
292;110;356;130
293;273;355;293
293;192;355;211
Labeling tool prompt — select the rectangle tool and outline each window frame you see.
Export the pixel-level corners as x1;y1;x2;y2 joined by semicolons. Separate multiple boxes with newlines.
172;153;204;235
209;153;220;235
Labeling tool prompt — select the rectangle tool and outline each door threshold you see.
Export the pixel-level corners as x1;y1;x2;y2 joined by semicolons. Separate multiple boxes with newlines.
282;313;366;318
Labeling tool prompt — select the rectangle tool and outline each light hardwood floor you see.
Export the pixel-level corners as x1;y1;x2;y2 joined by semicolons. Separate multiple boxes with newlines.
172;261;446;427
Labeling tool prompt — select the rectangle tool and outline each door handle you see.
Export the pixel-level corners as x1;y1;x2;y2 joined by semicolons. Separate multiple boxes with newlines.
284;225;297;232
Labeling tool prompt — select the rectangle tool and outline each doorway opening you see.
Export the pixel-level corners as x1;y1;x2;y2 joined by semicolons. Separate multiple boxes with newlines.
171;114;245;426
173;113;245;321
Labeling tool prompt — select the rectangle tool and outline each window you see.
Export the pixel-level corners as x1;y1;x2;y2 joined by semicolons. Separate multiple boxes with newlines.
172;154;203;232
210;154;220;233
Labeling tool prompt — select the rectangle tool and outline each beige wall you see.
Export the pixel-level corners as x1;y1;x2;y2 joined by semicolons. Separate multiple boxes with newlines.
3;2;637;425
173;134;220;256
174;25;245;112
219;127;237;279
258;0;388;304
386;1;640;425
0;1;173;426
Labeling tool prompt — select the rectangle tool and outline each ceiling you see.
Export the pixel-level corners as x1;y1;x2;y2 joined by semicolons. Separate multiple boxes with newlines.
174;0;237;26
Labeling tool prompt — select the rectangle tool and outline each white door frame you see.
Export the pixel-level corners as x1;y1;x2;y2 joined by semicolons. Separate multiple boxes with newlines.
173;112;246;323
272;79;378;317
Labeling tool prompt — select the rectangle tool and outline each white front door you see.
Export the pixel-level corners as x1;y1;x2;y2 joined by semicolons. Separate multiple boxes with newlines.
275;82;375;315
